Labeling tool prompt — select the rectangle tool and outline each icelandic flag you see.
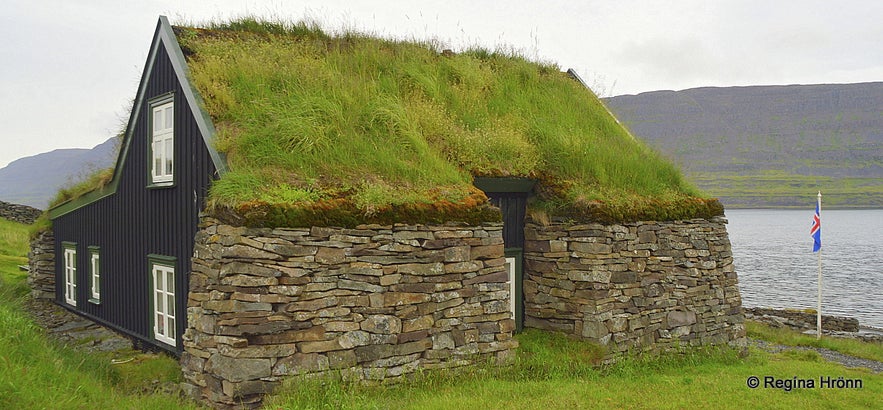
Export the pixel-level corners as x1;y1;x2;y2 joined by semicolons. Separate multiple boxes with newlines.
810;202;821;252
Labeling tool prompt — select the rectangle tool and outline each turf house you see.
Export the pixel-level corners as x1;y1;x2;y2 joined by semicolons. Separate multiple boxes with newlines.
31;16;746;408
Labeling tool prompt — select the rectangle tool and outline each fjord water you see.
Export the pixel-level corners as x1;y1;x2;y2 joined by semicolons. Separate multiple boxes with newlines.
726;209;883;328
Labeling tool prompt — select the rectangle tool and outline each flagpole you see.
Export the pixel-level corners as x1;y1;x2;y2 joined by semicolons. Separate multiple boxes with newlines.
817;191;822;340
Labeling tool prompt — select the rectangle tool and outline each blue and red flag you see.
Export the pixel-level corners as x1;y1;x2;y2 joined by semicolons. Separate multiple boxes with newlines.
810;202;821;252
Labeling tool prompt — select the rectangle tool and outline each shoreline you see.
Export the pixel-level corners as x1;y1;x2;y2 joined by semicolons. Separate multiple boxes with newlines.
744;307;883;342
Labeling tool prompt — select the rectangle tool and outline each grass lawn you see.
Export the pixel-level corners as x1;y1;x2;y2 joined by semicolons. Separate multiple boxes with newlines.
266;328;883;409
0;218;198;410
2;216;881;409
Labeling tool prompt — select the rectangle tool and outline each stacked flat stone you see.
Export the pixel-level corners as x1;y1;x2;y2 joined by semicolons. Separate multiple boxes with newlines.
27;229;55;299
182;216;517;408
522;217;747;357
744;307;860;333
0;200;43;224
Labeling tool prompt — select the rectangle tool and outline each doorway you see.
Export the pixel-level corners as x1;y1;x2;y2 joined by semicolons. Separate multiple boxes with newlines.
474;178;534;332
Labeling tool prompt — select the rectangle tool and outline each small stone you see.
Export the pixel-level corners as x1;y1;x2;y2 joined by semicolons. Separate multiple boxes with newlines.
221;245;282;260
273;353;330;376
338;330;372;349
316;247;347;264
444;246;471;262
361;315;402;334
207;355;271;382
667;311;697;328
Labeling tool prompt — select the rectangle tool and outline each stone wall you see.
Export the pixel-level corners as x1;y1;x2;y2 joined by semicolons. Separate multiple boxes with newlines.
182;217;517;408
0;200;43;224
522;217;746;356
744;307;859;333
28;229;55;299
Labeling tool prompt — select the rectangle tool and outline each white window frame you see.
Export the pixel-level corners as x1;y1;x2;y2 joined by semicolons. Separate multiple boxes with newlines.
63;243;77;306
88;246;100;303
506;256;516;319
150;96;174;185
150;256;177;347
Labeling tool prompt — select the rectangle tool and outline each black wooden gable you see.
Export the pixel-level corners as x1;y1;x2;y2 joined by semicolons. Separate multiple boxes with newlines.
48;17;224;353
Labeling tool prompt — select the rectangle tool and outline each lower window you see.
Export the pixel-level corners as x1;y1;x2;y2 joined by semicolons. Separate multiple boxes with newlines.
89;246;101;303
63;243;77;306
149;255;176;346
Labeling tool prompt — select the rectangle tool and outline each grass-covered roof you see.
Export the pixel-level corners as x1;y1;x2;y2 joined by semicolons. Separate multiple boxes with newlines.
175;19;721;227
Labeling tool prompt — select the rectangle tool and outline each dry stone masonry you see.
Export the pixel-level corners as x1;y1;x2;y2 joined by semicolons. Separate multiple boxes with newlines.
28;229;55;300
26;208;751;409
522;217;747;356
0;200;43;224
182;216;517;408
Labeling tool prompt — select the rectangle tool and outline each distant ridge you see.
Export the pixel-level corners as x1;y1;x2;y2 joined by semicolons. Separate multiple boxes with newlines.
604;82;883;208
0;137;118;209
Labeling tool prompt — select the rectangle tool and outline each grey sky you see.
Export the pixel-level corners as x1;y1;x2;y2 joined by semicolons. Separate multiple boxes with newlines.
1;0;881;168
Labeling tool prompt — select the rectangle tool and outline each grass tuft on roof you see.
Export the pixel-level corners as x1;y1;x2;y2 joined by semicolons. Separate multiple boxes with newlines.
176;18;719;227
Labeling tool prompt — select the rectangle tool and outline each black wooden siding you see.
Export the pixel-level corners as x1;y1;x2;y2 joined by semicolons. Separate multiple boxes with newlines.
53;44;215;353
486;193;527;249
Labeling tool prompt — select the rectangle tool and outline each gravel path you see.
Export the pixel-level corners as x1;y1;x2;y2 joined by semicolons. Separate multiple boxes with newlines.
24;297;134;353
750;338;883;373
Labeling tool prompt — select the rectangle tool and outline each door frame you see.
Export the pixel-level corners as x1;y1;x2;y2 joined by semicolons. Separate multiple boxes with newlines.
504;247;524;332
474;177;535;333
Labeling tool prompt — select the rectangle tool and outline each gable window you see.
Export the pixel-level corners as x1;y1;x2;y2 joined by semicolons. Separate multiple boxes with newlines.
149;95;174;186
88;246;100;303
149;255;176;347
63;243;77;306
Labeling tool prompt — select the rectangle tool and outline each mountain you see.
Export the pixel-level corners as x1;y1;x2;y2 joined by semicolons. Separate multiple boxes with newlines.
604;82;883;208
0;137;118;209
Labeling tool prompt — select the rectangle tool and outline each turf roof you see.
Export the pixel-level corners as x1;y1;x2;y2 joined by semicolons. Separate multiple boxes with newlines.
174;19;721;227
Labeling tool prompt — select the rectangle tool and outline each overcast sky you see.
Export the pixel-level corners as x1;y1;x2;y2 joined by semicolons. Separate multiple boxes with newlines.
1;0;881;169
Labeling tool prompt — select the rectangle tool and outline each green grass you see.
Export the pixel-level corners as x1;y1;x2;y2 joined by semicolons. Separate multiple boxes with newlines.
747;320;883;363
3;217;883;408
0;218;199;409
0;217;29;258
47;167;115;209
0;218;30;296
175;18;716;226
265;328;883;409
691;171;883;208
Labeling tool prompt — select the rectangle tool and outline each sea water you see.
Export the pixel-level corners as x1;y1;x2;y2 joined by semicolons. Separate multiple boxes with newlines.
726;209;883;328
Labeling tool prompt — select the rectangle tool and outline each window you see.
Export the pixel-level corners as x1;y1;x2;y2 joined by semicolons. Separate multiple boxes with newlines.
63;243;77;306
149;255;176;346
150;96;174;185
88;246;100;303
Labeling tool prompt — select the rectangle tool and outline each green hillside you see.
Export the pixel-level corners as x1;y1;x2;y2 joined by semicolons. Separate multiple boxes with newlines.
605;83;883;208
177;19;719;226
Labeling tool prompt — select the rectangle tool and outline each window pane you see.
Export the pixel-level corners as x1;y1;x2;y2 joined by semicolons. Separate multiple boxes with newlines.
165;143;173;175
164;106;173;129
154;109;162;130
167;294;175;316
169;318;175;339
154;143;162;176
157;314;164;335
166;271;174;294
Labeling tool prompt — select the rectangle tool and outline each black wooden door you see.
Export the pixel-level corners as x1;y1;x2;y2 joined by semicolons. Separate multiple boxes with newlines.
486;192;526;332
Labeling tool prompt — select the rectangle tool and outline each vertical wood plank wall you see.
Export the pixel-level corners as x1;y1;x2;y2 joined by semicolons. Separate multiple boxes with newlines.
53;45;215;353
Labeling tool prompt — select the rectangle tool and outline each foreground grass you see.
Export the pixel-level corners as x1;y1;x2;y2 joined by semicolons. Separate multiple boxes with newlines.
3;217;881;409
0;218;197;410
267;329;883;409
